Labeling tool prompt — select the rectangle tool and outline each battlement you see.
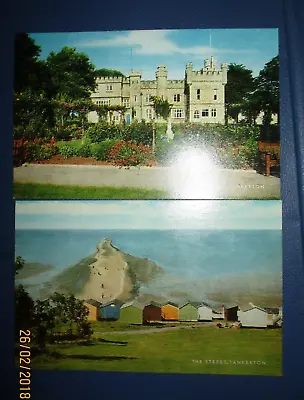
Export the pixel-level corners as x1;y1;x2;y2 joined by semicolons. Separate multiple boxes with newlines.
130;70;142;77
96;76;125;82
141;80;157;88
167;80;184;88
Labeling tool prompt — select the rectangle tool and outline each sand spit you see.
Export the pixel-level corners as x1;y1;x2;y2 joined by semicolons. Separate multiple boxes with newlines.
79;239;133;303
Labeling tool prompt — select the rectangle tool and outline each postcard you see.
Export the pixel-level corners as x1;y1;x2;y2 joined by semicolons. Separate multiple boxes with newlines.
15;200;282;375
13;29;280;200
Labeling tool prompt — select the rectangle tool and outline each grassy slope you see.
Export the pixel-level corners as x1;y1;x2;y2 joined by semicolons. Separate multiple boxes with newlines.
30;326;282;375
39;256;97;298
15;262;54;279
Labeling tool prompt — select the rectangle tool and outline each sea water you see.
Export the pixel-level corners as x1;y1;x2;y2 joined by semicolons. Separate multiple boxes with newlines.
15;229;282;285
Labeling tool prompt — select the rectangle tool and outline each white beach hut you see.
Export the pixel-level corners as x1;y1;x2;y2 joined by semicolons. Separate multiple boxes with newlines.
198;302;213;321
238;304;280;328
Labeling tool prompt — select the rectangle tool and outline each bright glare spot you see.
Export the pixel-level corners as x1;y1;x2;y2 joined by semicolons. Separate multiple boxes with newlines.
168;147;220;199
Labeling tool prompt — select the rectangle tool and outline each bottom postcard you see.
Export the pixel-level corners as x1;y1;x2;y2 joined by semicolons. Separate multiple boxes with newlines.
15;200;282;375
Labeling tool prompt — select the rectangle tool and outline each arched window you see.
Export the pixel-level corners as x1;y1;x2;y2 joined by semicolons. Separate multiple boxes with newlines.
197;89;201;100
194;110;200;119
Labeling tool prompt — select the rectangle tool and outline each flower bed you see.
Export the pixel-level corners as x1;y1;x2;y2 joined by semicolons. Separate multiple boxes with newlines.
13;137;58;167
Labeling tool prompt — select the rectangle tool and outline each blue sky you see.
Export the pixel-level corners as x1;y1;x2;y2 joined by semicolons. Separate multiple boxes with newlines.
29;29;278;79
15;200;282;230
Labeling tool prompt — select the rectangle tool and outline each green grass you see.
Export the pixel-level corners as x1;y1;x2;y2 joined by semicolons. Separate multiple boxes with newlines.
13;182;280;200
30;326;282;375
13;182;169;199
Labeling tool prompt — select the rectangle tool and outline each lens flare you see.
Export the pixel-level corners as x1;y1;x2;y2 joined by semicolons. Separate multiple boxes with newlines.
168;147;220;199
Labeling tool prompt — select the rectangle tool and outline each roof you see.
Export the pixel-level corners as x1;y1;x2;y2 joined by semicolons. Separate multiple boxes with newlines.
161;301;179;308
223;303;239;310
100;299;124;308
240;304;280;314
120;299;145;310
240;305;269;313
263;307;280;315
144;300;162;308
84;299;102;308
179;301;201;309
198;301;213;309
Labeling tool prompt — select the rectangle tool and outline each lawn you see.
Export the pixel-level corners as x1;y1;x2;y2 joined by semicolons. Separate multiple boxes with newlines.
13;182;169;199
30;326;282;375
13;182;279;200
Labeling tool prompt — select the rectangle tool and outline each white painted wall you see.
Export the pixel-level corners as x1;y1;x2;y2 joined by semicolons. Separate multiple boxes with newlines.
238;308;269;328
198;305;213;321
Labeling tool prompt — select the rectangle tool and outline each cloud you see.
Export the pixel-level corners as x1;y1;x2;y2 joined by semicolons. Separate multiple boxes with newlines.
15;200;282;231
75;30;257;57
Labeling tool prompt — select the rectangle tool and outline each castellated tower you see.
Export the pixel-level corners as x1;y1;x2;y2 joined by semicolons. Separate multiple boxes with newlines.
184;56;227;123
156;65;168;99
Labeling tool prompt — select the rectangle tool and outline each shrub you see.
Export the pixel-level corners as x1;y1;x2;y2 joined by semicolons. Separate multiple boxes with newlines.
59;145;76;159
13;137;58;166
86;121;122;142
76;144;92;158
91;140;118;161
106;140;154;167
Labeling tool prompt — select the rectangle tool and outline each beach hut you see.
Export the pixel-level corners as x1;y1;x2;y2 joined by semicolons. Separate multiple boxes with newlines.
198;302;213;321
143;301;162;324
84;299;102;321
100;299;122;321
179;302;200;322
119;300;144;325
161;301;179;321
238;305;270;328
223;304;239;322
212;306;225;320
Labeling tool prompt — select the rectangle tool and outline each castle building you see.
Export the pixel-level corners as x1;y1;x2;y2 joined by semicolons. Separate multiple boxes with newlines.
88;56;228;124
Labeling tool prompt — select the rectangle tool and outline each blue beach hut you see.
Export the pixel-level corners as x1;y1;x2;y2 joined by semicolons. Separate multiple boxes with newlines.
100;299;122;320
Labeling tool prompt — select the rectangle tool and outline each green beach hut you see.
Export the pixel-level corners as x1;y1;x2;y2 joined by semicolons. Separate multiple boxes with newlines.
119;300;144;325
179;302;200;321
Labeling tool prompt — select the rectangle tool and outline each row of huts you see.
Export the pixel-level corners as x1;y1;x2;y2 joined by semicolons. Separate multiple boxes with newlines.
84;299;283;328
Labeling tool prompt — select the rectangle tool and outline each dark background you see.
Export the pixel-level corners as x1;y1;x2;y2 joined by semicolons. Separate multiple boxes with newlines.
2;0;304;398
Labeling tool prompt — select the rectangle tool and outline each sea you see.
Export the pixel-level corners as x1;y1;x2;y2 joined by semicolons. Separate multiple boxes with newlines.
15;229;282;302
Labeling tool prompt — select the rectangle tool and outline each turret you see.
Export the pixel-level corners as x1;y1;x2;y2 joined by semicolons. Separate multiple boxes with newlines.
156;65;168;98
221;63;228;84
185;62;193;84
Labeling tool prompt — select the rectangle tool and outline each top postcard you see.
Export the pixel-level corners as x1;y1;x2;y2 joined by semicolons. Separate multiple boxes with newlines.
13;28;280;200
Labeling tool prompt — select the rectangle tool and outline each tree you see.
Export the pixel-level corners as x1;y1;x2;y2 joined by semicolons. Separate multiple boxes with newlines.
50;292;89;336
151;96;173;145
95;68;125;78
253;55;279;132
15;284;35;339
32;299;56;351
225;64;255;124
14;34;56;137
14;33;42;94
15;256;25;275
46;47;96;100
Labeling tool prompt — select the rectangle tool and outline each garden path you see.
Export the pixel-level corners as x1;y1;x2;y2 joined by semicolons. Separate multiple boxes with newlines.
14;164;280;199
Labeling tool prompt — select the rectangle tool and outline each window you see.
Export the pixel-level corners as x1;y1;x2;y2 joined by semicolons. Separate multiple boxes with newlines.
213;89;217;100
173;94;181;102
106;85;113;92
133;110;137;117
123;98;130;108
146;108;153;120
194;110;200;119
134;95;137;102
211;108;217;117
202;109;209;117
197;89;201;100
97;100;110;106
172;109;183;119
145;94;150;104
